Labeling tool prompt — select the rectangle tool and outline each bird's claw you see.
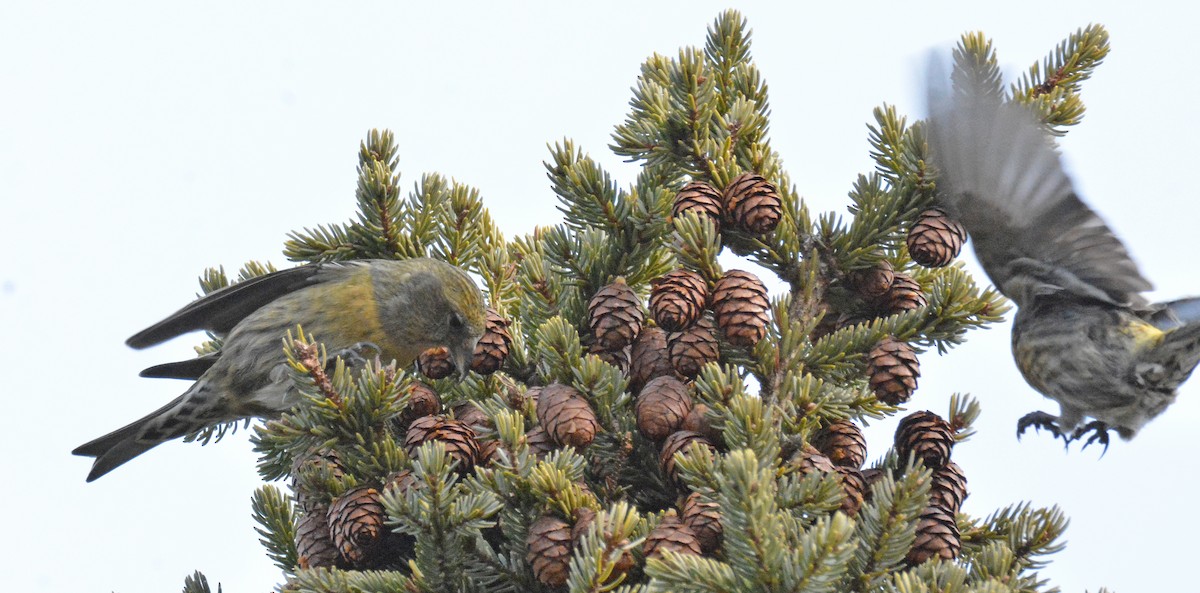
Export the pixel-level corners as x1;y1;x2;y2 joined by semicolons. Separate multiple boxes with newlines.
1073;421;1111;457
329;341;382;370
1016;411;1062;440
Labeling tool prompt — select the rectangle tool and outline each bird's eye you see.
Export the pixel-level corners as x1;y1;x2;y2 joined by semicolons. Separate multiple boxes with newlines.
449;312;464;331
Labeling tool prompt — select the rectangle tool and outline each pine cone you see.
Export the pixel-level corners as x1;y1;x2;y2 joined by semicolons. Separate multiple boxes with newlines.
476;438;502;466
527;515;574;587
650;269;708;332
395;382;442;431
813;419;867;469
451;401;491;433
636;376;694;442
588;342;630;373
894;411;955;470
291;449;347;511
404;415;480;473
835;466;866;516
881;272;927;314
907;506;961;564
907;208;967;268
471;307;513;375
848;260;895;300
668;316;720;379
867;338;920;405
295;503;341;569
629;326;675;392
525;426;557;458
417;346;456;380
931;461;968;513
673;180;724;231
681;403;722;444
587;278;644;351
659;430;716;488
680;492;722;554
791;444;837;475
382;469;419;500
643;511;702;558
722;172;782;234
328;485;386;567
536;383;599;449
860;467;886;502
711;269;771;347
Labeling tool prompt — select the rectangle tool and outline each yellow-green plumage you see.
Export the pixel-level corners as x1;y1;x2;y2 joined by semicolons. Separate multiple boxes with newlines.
74;258;485;481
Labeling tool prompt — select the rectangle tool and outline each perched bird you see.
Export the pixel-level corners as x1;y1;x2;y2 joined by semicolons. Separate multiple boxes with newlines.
925;79;1200;448
74;257;486;481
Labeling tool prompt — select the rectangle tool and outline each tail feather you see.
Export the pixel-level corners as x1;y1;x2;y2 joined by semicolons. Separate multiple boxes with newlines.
73;395;186;482
1161;297;1200;327
1147;322;1200;389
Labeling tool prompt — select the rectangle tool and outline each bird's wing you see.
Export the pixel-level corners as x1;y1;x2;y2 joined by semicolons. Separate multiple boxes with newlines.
924;81;1151;308
126;261;365;349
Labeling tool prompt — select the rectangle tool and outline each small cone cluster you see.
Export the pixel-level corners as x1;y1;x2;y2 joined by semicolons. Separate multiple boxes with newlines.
907;208;967;268
671;173;783;236
527;509;635;587
643;510;703;559
892;410;966;565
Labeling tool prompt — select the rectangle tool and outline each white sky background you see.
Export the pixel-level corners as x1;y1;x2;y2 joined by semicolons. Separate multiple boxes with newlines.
1;2;1196;592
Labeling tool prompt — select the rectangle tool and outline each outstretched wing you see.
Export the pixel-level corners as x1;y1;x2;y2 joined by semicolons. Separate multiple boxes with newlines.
126;261;363;349
924;77;1150;308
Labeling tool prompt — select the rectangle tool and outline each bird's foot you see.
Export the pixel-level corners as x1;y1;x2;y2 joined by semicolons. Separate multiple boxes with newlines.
1072;421;1112;456
1016;411;1064;442
329;342;382;371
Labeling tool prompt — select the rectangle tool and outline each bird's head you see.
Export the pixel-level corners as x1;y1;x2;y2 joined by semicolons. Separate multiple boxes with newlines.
374;258;486;379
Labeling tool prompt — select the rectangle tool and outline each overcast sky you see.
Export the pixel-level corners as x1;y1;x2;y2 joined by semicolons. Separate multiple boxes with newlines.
2;2;1196;592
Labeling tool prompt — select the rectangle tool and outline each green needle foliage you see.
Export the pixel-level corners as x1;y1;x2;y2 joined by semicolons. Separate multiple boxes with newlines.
166;11;1115;593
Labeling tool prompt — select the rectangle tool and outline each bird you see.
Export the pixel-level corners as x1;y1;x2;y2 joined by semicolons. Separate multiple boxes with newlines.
73;257;486;481
924;75;1200;449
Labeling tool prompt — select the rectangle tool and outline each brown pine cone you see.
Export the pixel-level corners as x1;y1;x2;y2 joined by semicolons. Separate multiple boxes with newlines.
629;326;675;393
930;461;968;513
681;403;722;444
643;511;703;558
417;346;456;380
680;492;723;554
813;419;868;469
860;467;885;504
894;411;955;470
907;505;961;564
588;342;630;373
587;278;644;351
660;430;716;488
404;415;480;473
636;376;694;442
668;316;720;379
452;401;491;433
525;426;557;458
907;208;967;268
848;260;895;300
570;507;597;544
382;469;419;500
475;438;503;466
536;383;600;449
291;449;347;511
867;338;920;405
722;172;782;234
527;515;574;587
295;503;341;569
881;272;927;314
791;444;837;475
650;269;708;332
394;382;442;432
835;466;867;516
711;269;771;347
328;485;386;567
673;180;724;231
471;307;513;375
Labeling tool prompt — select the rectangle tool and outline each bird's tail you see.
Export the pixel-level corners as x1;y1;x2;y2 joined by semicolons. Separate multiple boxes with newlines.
1146;321;1200;389
1157;297;1200;327
72;388;205;482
